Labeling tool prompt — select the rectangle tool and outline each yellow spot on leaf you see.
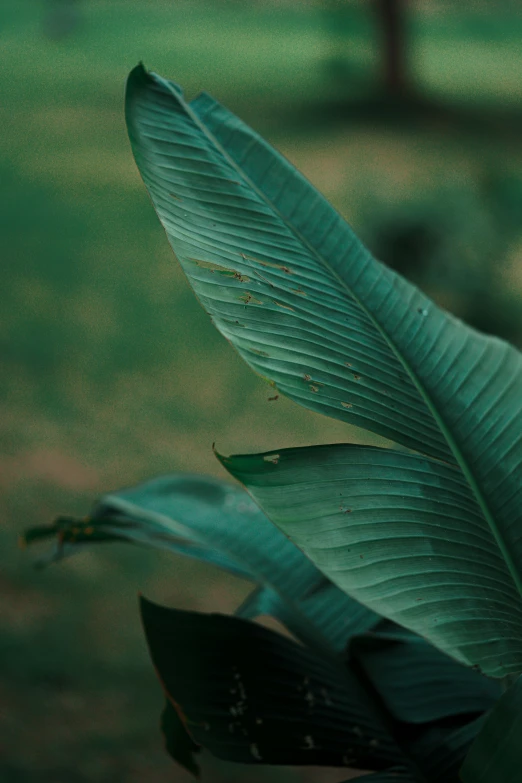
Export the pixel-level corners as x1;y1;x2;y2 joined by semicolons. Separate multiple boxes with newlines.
187;258;238;276
239;292;263;305
240;253;293;274
188;258;251;281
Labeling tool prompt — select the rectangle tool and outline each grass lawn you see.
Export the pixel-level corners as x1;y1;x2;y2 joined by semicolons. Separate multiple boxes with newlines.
1;2;522;780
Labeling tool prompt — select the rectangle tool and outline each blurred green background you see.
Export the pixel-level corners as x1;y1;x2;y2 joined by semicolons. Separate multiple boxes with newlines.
2;1;522;781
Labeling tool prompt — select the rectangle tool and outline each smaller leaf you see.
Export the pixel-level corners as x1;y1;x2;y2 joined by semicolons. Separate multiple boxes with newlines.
461;676;522;783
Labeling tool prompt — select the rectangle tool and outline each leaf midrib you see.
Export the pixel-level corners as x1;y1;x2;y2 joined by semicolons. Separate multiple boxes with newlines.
139;69;522;603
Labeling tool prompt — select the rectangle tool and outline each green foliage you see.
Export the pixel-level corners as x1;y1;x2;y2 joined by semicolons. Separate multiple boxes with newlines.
25;64;522;779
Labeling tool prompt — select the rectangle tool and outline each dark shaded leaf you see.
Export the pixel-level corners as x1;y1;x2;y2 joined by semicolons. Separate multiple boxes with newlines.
140;597;402;770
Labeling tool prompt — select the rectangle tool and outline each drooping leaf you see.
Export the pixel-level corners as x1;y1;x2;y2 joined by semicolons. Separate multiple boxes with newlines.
125;65;522;675
460;676;522;783
140;597;403;771
23;473;379;654
221;443;522;676
161;699;201;778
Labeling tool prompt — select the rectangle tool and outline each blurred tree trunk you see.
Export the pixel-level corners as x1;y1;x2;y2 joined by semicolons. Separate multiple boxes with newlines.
374;0;409;97
43;0;82;40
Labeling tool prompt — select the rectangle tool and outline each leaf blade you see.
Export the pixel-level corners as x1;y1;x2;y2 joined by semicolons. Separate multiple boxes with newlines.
221;443;522;676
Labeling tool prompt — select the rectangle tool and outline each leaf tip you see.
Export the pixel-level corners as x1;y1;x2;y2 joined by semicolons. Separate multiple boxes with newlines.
126;61;150;92
213;444;231;469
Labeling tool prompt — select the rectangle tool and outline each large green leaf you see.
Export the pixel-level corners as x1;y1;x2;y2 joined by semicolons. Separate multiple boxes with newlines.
125;65;522;675
140;597;403;771
221;444;522;676
24;473;379;654
460;676;522;783
126;66;448;462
